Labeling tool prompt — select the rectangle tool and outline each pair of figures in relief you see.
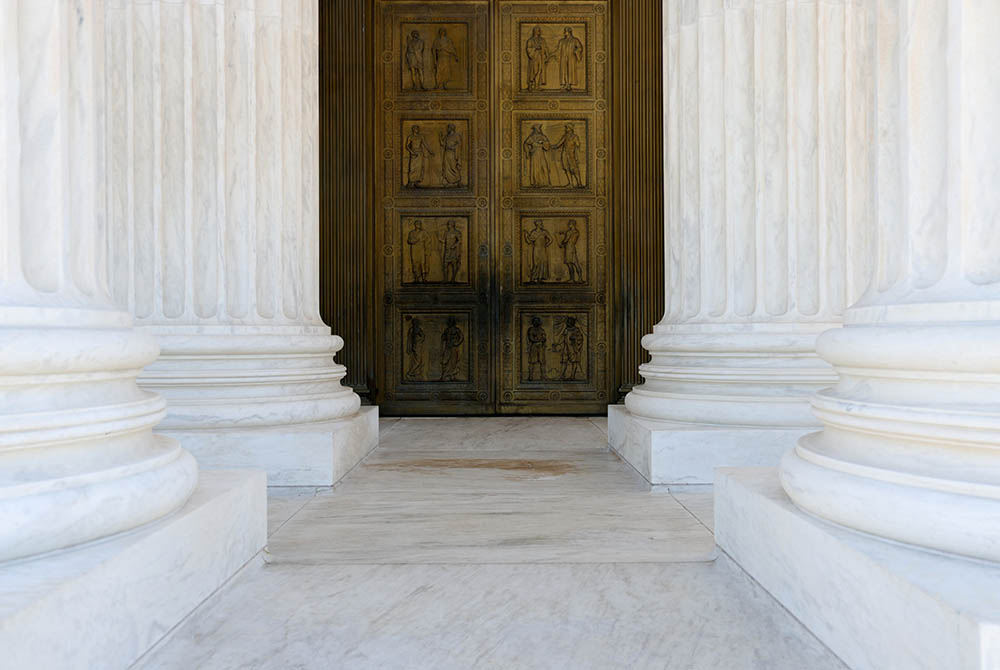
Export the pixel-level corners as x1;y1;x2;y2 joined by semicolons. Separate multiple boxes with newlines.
405;317;464;381
406;28;459;91
407;219;462;283
525;26;584;92
523;124;583;189
523;219;583;283
406;124;463;188
526;316;584;382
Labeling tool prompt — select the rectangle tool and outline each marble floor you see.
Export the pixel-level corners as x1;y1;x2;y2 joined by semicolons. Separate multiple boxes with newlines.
134;417;845;670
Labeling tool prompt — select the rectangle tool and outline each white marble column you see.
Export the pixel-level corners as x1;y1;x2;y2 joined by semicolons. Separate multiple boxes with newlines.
781;0;1000;563
609;0;876;483
103;0;375;484
0;0;197;563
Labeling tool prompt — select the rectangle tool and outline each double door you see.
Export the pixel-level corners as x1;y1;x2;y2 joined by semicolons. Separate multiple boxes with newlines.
375;0;610;414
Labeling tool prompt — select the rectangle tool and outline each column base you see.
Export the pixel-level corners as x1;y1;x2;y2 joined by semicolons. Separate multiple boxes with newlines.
607;405;807;484
161;406;379;486
716;467;1000;670
0;470;266;670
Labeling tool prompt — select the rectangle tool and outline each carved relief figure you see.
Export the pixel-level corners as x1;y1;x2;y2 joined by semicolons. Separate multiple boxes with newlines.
556;27;584;91
407;220;429;282
439;124;463;187
405;317;426;379
526;317;548;381
525;26;553;91
440;316;464;381
432;28;459;90
405;125;434;187
439;219;462;283
559;220;583;283
552;124;583;188
554;316;585;380
523;220;553;282
405;30;426;90
522;125;553;187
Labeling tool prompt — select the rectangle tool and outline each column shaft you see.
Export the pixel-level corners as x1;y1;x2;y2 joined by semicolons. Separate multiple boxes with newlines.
626;0;876;428
105;0;359;432
0;0;196;563
782;0;1000;562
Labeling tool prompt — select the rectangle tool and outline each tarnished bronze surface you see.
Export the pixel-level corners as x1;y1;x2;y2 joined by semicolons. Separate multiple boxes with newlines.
320;0;663;414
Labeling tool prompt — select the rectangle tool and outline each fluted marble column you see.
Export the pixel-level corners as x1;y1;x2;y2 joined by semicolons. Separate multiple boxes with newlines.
627;0;875;425
610;0;876;483
782;0;1000;563
0;0;197;563
104;0;372;484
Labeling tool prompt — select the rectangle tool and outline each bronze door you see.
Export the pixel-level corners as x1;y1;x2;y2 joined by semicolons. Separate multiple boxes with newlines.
375;0;610;414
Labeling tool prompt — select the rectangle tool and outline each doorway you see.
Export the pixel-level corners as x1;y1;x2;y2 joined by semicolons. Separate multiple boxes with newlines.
375;0;610;414
319;0;663;415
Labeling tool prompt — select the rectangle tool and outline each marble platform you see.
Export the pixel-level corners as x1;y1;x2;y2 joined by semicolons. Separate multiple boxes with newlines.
0;470;266;670
608;405;806;484
135;417;848;669
716;467;1000;670
162;406;379;486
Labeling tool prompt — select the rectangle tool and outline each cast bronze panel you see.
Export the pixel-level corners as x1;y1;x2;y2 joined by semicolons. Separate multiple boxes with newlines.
498;1;609;413
323;0;663;411
520;312;589;384
518;118;589;191
519;214;589;286
376;1;492;414
402;312;472;383
519;22;588;94
374;0;610;414
400;118;470;190
400;22;471;93
400;214;471;285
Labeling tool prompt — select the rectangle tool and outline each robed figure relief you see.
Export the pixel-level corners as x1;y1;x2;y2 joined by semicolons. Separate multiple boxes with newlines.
526;317;548;381
439;219;462;283
523;220;553;282
405;126;435;187
525;26;553;91
552;124;583;188
407;220;429;282
405;30;426;90
439;124;463;187
523;125;553;188
405;318;426;379
556;27;584;91
554;316;584;380
559;220;583;283
432;28;459;90
440;317;464;381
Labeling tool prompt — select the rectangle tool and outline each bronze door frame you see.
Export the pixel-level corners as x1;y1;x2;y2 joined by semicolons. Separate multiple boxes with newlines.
373;0;611;415
318;0;664;415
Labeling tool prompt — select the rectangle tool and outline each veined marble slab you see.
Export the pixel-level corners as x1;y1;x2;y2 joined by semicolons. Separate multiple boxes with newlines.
377;416;612;453
0;471;266;670
166;406;379;486
268;443;715;564
134;558;847;670
608;405;807;484
716;467;1000;670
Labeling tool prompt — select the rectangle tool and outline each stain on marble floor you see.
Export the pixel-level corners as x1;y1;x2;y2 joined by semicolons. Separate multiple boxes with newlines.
134;417;845;670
